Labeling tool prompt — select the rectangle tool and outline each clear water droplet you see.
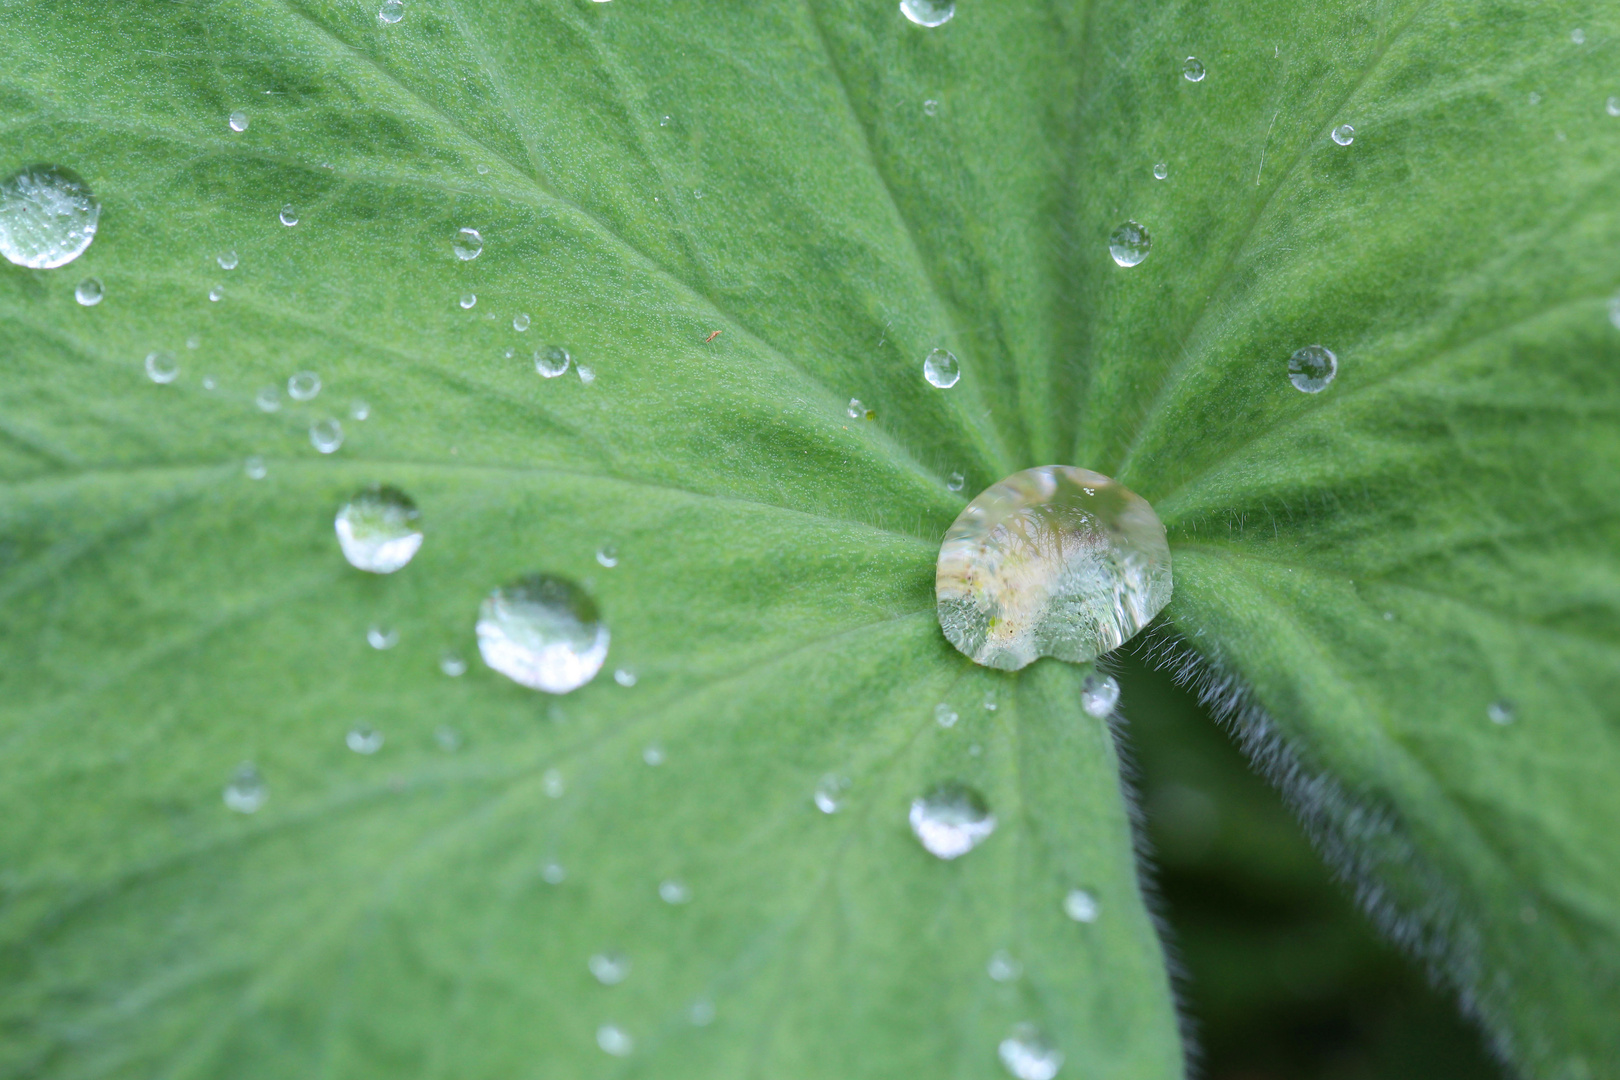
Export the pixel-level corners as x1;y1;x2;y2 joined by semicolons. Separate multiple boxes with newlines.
75;277;103;306
255;385;282;412
535;345;571;378
335;485;423;574
924;348;960;388
1108;220;1151;267
435;725;462;750
614;667;637;687
1152;162;1168;180
899;0;954;26
642;743;665;766
689;999;716;1026
513;312;530;332
1331;123;1355;146
287;370;321;401
378;0;404;23
1063;888;1099;923
935;702;959;728
453;226;483;261
589;952;631;985
1080;673;1120;717
244;455;267;480
576;364;595;385
349;400;370;421
279;203;299;227
309;418;344;454
909;781;996;859
846;397;865;419
1573;28;1586;44
659;879;691;904
541;859;566;883
923;98;939;116
1488;699;1515;725
367;625;399;650
1287;344;1338;393
208;284;225;302
346;724;384;754
459;292;476;309
145;350;179;384
814;773;851;814
937;466;1173;669
228;110;249;132
217;249;239;270
988;949;1022;982
476;163;491;175
202;376;218;391
542;767;566;797
1182;56;1206;82
440;653;467;677
983;690;998;712
0;164;101;269
476;574;609;693
223;763;268;813
1608;96;1620;118
596;1024;633;1057
596;543;619;568
999;1024;1063;1080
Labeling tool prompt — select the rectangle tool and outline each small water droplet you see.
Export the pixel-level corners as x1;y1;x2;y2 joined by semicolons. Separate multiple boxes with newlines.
476;163;490;175
75;277;103;306
935;702;959;728
145;350;178;384
287;370;321;401
255;385;282;412
899;0;954;26
542;767;566;797
659;879;691;904
596;1024;633;1057
988;949;1022;982
1080;673;1120;717
846;397;865;419
910;782;995;858
202;376;217;391
1108;220;1151;267
349;400;370;421
947;471;966;492
458;292;477;311
589;952;631;985
1488;699;1515;725
346;724;384;754
1608;96;1620;118
576;364;595;385
367;625;399;650
435;725;462;750
223;762;268;813
244;455;267;480
535;345;571;378
689;999;716;1026
1287;344;1337;393
814;773;851;814
1152;162;1168;180
1331;123;1355;146
1529;91;1542;106
228;110;249;132
440;653;467;677
309;418;344;454
541;860;566;883
279;203;299;227
208;284;225;302
452;226;483;260
1573;28;1586;44
1063;888;1099;923
923;98;939;116
596;543;619;568
378;0;404;23
614;667;638;687
217;249;239;270
924;347;961;388
999;1024;1063;1080
335;485;423;573
983;691;997;712
513;312;530;332
186;336;201;350
0;164;101;268
477;575;609;693
1182;56;1205;82
642;742;665;766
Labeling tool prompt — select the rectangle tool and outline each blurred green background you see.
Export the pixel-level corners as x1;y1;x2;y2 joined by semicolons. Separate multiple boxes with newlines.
1116;650;1506;1080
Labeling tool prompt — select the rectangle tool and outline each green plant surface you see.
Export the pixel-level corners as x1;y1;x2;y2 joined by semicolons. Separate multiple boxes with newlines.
0;1;1614;1079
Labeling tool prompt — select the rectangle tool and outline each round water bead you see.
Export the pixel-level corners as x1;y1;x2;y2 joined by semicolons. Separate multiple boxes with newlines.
908;781;996;859
476;574;609;693
335;485;423;573
1080;673;1119;717
535;345;571;378
378;0;404;22
0;164;101;269
999;1024;1064;1080
309;418;344;453
947;471;966;493
228;110;249;132
1287;344;1337;393
814;773;851;813
899;0;954;27
346;724;384;754
223;763;267;813
453;226;483;261
597;1024;633;1057
1063;888;1099;923
1108;220;1151;267
288;370;321;401
279;204;299;227
75;277;103;306
459;292;476;309
513;312;530;332
218;249;239;270
1182;56;1206;82
589;952;630;985
1152;162;1168;180
1331;123;1355;146
936;466;1172;670
145;351;179;384
923;347;960;388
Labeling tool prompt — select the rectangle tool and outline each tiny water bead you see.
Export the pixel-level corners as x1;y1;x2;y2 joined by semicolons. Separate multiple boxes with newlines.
217;249;239;270
987;950;1022;982
1488;699;1516;725
513;312;530;332
947;471;965;493
1108;220;1151;267
279;203;299;226
576;364;595;385
208;284;225;302
899;0;954;26
1182;56;1205;82
453;226;483;261
1331;123;1355;146
923;98;940;116
255;385;282;412
936;466;1173;670
310;418;344;454
0;164;100;269
1063;888;1099;923
1572;28;1585;44
1152;162;1168;180
287;370;321;401
335;485;424;574
659;879;692;904
541;860;566;883
1080;673;1120;717
440;653;468;677
145;351;179;384
589;952;631;985
228;110;249;132
846;397;875;420
367;625;399;650
476;574;609;693
642;743;665;765
999;1024;1064;1080
350;400;370;421
923;347;960;388
535;345;571;378
983;690;997;712
1287;344;1338;393
244;455;267;480
346;724;384;754
597;1025;633;1057
543;768;566;797
378;0;404;23
909;781;996;859
223;763;267;813
935;702;959;728
1608;96;1620;118
202;376;218;391
459;292;476;309
74;277;103;306
814;773;851;813
613;667;637;687
595;543;619;568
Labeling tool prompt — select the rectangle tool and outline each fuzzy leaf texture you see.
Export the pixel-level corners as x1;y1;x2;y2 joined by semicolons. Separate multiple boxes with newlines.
0;2;1615;1079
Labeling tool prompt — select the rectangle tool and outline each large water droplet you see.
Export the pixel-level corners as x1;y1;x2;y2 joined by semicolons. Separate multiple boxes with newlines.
589;952;631;985
1152;162;1168;180
378;0;404;23
0;165;101;269
218;249;239;270
279;203;299;227
145;350;179;384
346;724;384;754
596;1024;633;1057
1287;344;1337;393
75;277;103;306
287;370;321;401
1080;673;1119;717
459;292;476;309
310;418;344;454
814;773;851;813
1331;123;1355;146
899;0;954;26
228;110;249;133
535;345;571;378
936;466;1173;669
513;312;530;332
453;226;483;261
999;1024;1063;1080
924;347;960;388
847;397;870;420
1063;888;1099;923
223;762;268;813
335;485;424;573
476;574;609;693
908;781;996;859
1108;220;1151;267
1182;56;1206;82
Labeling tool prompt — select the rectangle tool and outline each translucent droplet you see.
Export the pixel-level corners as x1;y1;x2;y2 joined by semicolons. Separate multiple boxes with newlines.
335;485;423;574
378;0;404;23
145;350;179;384
1063;888;1099;923
689;999;716;1026
1287;344;1337;393
899;0;954;27
1488;699;1515;725
814;773;851;814
988;949;1022;982
923;99;940;116
346;724;384;754
1608;96;1620;118
310;418;344;454
983;690;998;712
596;544;619;568
476;574;609;693
947;471;966;493
846;397;865;419
908;781;996;859
535;345;571;378
541;860;566;883
1080;673;1120;717
287;370;321;401
513;312;530;332
244;455;267;480
659;115;672;128
476;163;491;175
576;364;595;385
228;110;249;132
459;292;476;309
1573;28;1586;44
186;336;201;350
589;952;631;985
1108;220;1151;267
0;164;101;269
367;625;399;650
255;385;282;412
452;226;483;261
279;204;299;227
208;284;225;302
642;743;665;766
596;1024;633;1057
924;348;960;388
1331;123;1355;146
1152;162;1168;180
223;763;268;813
936;466;1173;669
435;725;462;750
614;667;637;687
659;879;691;904
440;653;467;677
999;1024;1063;1080
75;277;103;306
1182;56;1205;82
935;702;959;728
349;400;370;421
217;249;239;270
202;376;218;391
542;768;566;797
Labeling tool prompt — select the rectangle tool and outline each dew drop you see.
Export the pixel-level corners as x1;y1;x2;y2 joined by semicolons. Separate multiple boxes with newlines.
659;879;692;904
349;400;370;421
983;690;997;712
244;455;268;480
846;397;865;419
689;999;716;1026
378;0;404;23
228;110;249;132
1182;56;1206;82
596;543;619;568
309;418;344;453
614;667;637;687
255;385;282;412
217;249;239;270
1287;344;1337;393
223;763;268;813
279;203;299;227
988;949;1022;982
513;312;530;332
541;859;566;883
202;376;218;391
935;702;959;728
589;952;631;986
1063;888;1099;923
186;336;201;351
1080;673;1120;717
1152;162;1168;180
75;277;103;306
476;574;609;693
900;0;954;27
576;364;595;385
924;347;961;388
909;781;996;859
1608;96;1620;118
287;370;321;401
642;743;665;766
346;724;384;754
452;226;483;261
1573;28;1586;44
1331;123;1355;146
814;773;851;813
476;163;491;174
999;1024;1063;1080
335;485;423;574
208;284;225;302
947;471;967;493
367;625;399;650
0;164;101;268
936;466;1173;669
459;292;476;309
440;653;467;677
1108;220;1151;267
596;1024;633;1057
1488;699;1515;725
542;767;566;797
535;345;571;378
923;98;940;116
145;350;179;384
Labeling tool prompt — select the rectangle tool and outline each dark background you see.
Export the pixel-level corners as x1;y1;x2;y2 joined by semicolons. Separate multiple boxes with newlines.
1115;649;1506;1080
